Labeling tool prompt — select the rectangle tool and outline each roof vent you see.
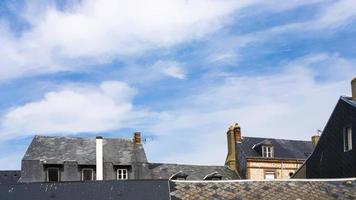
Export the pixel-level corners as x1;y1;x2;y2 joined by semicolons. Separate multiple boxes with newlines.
203;172;223;180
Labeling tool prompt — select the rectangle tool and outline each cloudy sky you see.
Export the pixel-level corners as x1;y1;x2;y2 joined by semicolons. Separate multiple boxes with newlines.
0;0;355;169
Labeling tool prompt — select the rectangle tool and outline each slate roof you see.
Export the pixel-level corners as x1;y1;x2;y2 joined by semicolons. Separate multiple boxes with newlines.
169;178;356;200
238;136;314;160
23;135;147;165
0;171;20;184
1;178;355;199
148;163;239;180
0;180;169;200
341;96;356;107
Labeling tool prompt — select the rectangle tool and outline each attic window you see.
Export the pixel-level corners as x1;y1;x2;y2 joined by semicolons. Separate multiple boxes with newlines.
169;171;188;180
262;146;273;158
117;168;128;180
47;168;59;182
82;168;94;181
344;127;353;152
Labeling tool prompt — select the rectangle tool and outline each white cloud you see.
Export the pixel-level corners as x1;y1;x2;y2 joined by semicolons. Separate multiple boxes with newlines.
0;0;257;81
144;54;356;165
0;81;143;139
152;60;186;80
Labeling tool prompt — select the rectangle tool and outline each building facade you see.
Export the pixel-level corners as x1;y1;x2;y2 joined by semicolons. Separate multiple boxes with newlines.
225;123;315;179
19;133;238;183
293;78;356;178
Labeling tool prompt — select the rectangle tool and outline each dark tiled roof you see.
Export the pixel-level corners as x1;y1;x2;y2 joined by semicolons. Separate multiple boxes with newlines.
238;136;314;160
148;163;239;180
169;178;356;200
0;171;20;184
0;180;169;200
23;135;147;165
341;96;356;107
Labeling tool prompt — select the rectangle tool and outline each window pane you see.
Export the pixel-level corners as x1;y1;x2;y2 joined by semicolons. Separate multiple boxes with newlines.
265;172;275;180
48;168;59;182
348;128;352;150
82;169;93;181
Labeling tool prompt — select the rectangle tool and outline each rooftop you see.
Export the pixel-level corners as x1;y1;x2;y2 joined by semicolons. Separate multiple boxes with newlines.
23;135;147;165
238;136;314;160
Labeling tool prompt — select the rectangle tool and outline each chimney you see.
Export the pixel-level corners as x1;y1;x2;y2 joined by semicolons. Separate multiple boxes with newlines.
352;77;356;101
225;123;240;172
133;132;141;144
96;136;103;181
311;135;320;148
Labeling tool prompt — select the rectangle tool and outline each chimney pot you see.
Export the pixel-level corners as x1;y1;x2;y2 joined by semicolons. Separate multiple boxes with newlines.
351;77;356;101
133;132;141;144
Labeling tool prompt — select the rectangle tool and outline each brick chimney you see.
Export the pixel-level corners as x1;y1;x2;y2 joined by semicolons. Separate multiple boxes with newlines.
133;132;141;144
352;77;356;101
225;123;240;172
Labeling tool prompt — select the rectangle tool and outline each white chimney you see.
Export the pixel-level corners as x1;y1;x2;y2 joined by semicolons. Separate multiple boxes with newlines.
96;136;103;181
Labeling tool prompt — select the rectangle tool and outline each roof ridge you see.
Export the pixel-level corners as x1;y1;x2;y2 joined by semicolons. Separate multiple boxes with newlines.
242;136;311;142
34;135;132;141
150;162;229;168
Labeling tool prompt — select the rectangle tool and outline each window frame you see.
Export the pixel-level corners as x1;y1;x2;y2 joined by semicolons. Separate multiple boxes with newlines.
262;146;274;158
117;168;128;180
81;168;94;181
47;167;60;182
344;127;353;152
264;171;276;180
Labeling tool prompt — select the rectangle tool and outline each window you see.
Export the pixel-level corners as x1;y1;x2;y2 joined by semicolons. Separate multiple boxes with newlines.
344;127;353;152
262;146;273;158
264;172;275;180
289;172;294;177
117;169;128;180
82;168;94;181
47;168;59;182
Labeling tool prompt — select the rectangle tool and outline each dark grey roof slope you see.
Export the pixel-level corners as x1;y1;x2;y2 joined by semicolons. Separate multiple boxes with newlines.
170;178;356;200
0;171;20;184
0;180;169;200
341;96;356;107
23;135;147;165
238;137;313;160
148;163;239;180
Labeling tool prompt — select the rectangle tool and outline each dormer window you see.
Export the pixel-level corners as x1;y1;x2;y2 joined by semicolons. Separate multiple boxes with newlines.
169;171;188;180
262;146;273;158
117;168;128;180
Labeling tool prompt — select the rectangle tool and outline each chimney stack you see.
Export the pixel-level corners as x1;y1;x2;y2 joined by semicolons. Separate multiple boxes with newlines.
311;135;320;148
352;77;356;101
96;136;103;181
225;123;240;172
133;132;141;144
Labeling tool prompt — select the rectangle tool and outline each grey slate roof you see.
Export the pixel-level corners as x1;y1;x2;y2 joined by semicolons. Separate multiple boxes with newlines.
238;136;314;160
0;171;20;184
170;178;356;200
23;135;147;165
0;180;169;200
148;163;239;180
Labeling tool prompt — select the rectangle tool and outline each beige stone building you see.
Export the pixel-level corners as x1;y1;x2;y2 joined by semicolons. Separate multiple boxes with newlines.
225;123;318;179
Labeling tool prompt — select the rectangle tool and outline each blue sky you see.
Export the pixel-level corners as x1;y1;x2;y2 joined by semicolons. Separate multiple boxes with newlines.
0;0;355;169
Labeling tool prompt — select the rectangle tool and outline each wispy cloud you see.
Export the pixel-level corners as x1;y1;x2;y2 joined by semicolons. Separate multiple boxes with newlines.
144;53;355;164
0;0;257;81
152;60;186;80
